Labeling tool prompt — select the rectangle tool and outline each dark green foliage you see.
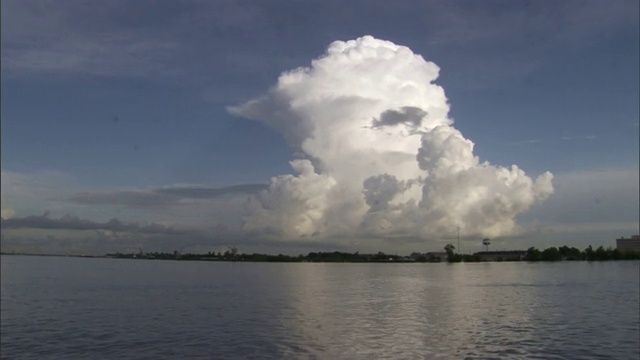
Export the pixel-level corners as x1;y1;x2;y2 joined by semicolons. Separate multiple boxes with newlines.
462;253;482;262
594;246;609;261
622;250;640;260
444;244;461;262
410;252;427;262
541;247;562;261
559;246;583;260
104;245;640;263
584;245;595;261
525;247;541;261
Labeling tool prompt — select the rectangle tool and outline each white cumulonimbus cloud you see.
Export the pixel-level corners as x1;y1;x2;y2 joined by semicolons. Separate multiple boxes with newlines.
229;36;553;241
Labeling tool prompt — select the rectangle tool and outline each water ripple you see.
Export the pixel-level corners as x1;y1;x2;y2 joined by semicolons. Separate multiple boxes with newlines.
1;258;638;359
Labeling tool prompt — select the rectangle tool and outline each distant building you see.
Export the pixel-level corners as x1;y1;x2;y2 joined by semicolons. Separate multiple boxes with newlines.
616;235;640;252
476;250;527;261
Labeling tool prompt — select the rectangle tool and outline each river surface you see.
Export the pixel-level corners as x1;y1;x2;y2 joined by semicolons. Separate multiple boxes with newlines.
1;256;638;359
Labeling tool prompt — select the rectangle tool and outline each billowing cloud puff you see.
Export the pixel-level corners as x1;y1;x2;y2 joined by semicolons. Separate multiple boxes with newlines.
229;36;553;241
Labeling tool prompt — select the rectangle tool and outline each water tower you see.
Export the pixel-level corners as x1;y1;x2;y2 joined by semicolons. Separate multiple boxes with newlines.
482;238;491;252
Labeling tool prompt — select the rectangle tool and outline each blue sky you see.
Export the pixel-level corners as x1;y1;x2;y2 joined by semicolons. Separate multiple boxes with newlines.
1;0;638;255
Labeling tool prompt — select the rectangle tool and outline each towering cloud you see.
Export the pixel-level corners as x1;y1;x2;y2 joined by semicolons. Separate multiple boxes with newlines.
229;36;553;241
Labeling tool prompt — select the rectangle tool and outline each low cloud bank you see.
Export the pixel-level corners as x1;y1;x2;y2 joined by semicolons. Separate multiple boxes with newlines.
66;184;268;207
1;212;188;235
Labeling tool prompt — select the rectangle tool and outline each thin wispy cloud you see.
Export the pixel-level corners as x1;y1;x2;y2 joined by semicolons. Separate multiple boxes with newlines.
509;139;541;146
65;184;268;208
2;0;636;90
0;0;270;89
510;135;599;145
561;135;597;141
0;212;191;235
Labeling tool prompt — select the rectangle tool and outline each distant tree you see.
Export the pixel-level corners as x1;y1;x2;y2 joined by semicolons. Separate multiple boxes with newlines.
594;246;609;261
411;252;427;262
373;251;388;261
462;253;482;262
622;250;640;260
565;246;583;260
584;245;596;261
612;248;623;260
525;247;541;261
444;244;455;256
444;244;461;262
541;247;562;261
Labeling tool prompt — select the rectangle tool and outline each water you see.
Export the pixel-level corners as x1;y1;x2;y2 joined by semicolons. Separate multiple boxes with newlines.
1;256;638;359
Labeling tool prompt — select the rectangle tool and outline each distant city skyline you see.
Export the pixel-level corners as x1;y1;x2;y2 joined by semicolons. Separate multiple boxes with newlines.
1;0;638;255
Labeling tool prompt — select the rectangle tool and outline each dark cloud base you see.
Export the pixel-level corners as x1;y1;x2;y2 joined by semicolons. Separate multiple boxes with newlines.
66;184;268;207
1;213;187;235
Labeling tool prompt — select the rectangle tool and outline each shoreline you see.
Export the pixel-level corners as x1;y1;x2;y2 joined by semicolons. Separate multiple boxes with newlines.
2;249;639;263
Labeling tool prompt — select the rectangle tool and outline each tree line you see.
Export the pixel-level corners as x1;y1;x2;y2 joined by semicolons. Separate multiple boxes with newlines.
106;250;415;262
106;245;640;263
524;245;640;261
443;244;640;262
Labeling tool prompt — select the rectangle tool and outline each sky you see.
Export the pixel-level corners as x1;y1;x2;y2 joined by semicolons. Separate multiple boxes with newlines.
1;0;638;255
